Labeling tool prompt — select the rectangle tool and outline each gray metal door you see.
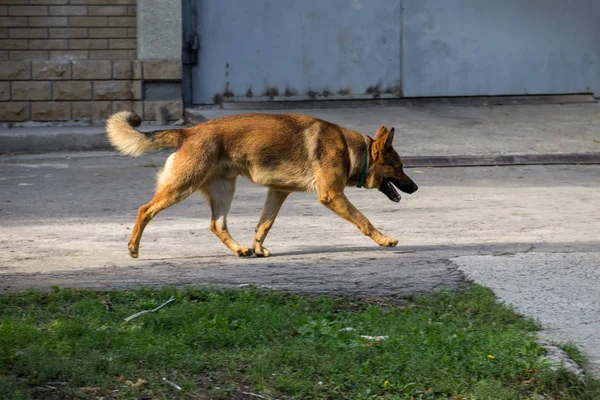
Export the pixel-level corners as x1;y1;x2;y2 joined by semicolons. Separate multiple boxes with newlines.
189;0;600;104
402;0;600;97
190;0;402;104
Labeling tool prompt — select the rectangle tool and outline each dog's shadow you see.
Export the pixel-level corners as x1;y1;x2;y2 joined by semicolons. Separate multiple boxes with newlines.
140;246;411;262
272;246;415;257
269;242;550;258
142;242;582;261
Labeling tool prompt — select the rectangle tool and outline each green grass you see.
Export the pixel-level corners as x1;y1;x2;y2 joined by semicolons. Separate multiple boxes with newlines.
558;342;588;366
0;285;598;399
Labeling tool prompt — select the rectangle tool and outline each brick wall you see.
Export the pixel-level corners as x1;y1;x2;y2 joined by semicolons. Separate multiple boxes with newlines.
0;0;183;122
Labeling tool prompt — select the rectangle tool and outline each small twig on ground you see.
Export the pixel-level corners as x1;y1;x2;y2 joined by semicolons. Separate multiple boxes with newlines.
242;392;269;399
360;335;390;340
124;296;175;322
162;377;182;390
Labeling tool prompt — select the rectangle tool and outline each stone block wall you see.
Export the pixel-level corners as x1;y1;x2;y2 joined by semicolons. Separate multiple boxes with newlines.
0;0;183;122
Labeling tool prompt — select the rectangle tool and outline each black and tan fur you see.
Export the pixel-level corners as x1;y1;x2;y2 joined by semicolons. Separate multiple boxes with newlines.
106;112;418;258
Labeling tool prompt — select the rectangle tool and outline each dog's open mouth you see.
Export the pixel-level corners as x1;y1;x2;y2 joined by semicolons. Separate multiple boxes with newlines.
379;178;401;203
379;176;418;202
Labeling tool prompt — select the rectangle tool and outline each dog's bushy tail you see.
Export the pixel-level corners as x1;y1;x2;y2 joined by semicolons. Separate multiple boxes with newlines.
106;111;183;157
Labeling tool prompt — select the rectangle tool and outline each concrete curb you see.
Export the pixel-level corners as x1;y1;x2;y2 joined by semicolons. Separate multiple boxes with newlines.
404;153;600;168
0;129;111;155
0;124;176;155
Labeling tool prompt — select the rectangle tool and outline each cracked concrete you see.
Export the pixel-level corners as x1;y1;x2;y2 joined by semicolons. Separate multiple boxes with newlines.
454;252;600;376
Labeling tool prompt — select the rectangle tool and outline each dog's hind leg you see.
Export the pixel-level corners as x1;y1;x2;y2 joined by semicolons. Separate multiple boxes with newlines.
253;188;289;257
128;183;195;258
128;150;205;258
202;177;254;257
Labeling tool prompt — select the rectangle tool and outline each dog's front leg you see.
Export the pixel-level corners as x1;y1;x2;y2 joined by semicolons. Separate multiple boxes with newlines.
318;189;398;247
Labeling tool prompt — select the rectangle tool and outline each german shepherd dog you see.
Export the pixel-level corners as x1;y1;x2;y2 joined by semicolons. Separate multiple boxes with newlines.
106;112;418;258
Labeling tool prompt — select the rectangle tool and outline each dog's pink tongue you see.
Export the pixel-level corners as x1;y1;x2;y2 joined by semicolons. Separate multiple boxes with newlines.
388;181;401;202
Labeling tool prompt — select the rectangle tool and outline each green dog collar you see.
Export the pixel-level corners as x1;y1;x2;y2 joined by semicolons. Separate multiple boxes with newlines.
356;140;369;188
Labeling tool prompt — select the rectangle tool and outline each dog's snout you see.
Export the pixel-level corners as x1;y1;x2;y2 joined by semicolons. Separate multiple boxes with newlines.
405;183;418;194
396;178;418;194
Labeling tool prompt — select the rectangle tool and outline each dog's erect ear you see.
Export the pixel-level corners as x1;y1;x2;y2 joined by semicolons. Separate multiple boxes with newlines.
384;127;395;148
370;136;386;161
377;128;395;149
366;135;376;159
374;125;388;140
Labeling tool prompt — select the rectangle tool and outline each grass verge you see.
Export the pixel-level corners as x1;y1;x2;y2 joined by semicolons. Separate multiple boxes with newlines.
0;285;598;399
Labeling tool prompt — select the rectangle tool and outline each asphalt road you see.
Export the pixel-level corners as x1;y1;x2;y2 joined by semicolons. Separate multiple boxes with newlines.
1;151;599;375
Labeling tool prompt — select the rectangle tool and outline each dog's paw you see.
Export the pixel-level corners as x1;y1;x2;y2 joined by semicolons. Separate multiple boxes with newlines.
128;245;139;258
378;237;398;248
235;247;255;257
254;247;271;257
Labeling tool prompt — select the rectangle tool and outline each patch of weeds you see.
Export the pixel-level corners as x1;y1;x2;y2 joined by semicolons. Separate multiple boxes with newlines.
558;341;587;366
0;285;598;399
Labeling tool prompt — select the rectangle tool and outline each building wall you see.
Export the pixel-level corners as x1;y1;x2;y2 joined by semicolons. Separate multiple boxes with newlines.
0;0;183;122
136;0;183;121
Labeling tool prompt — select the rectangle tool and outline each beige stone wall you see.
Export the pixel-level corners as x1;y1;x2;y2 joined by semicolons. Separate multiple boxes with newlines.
0;0;182;122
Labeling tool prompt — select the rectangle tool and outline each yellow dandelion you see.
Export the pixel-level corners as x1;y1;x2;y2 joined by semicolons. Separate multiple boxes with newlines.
487;354;495;359
384;380;389;386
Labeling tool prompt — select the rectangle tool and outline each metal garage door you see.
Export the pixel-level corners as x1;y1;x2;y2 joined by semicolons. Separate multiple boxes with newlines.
188;0;402;104
186;0;600;104
402;0;600;97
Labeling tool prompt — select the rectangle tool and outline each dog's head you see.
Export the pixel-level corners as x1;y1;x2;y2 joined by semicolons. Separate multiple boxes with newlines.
364;125;418;202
